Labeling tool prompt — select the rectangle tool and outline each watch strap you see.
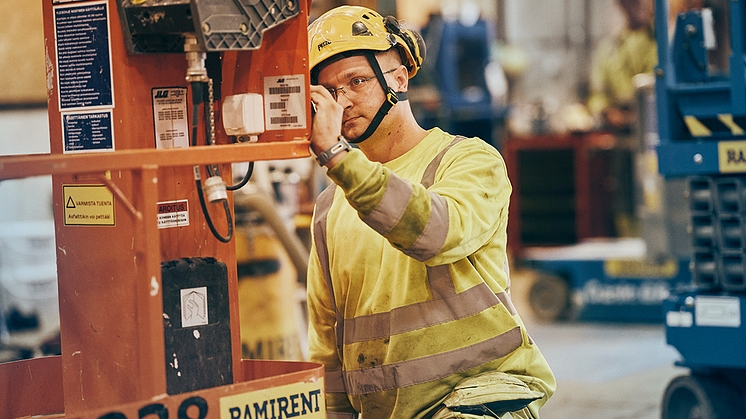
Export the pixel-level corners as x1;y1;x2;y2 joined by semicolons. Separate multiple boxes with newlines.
316;135;351;166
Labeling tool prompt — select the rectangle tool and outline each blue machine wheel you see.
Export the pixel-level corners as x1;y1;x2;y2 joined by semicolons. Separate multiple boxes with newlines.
528;273;569;322
662;374;744;419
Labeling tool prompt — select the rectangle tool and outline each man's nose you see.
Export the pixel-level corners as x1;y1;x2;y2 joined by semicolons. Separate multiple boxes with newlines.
335;90;353;106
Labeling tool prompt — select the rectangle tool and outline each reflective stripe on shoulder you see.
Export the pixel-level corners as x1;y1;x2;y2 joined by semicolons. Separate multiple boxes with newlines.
421;135;468;189
342;327;523;395
407;135;467;259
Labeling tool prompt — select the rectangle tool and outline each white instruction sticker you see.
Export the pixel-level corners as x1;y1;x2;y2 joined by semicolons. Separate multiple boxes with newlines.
152;87;189;149
264;74;306;130
157;199;189;229
181;286;208;327
695;296;741;327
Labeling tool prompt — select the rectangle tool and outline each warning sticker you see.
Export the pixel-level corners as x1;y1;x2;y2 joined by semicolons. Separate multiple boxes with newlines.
157;199;189;229
63;184;115;226
264;74;307;130
718;141;746;173
152;87;189;149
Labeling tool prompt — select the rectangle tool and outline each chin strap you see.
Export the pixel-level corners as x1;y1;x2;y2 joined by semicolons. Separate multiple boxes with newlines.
349;52;408;144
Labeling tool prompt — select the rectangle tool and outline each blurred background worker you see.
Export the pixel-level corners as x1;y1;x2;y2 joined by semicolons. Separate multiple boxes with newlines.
582;0;657;237
587;0;657;133
306;5;554;419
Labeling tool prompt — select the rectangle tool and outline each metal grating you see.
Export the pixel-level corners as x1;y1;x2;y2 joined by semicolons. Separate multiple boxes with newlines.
195;0;300;51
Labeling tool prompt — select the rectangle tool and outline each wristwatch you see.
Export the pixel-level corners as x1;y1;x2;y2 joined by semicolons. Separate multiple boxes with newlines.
316;135;351;166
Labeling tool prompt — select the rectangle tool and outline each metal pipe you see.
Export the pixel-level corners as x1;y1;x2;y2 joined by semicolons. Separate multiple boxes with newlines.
234;191;309;284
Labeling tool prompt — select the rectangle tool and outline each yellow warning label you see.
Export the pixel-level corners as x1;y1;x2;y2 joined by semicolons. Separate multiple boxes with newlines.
219;379;325;419
605;258;679;279
63;184;115;226
718;141;746;173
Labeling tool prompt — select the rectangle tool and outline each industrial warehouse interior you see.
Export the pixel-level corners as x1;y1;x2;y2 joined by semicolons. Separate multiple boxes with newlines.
1;0;743;418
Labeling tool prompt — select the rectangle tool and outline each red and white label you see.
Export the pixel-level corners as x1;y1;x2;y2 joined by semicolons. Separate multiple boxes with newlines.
157;199;189;229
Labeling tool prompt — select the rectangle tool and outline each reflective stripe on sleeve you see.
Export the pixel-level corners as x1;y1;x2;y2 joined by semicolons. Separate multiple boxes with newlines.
362;176;449;261
400;191;449;262
361;136;467;261
362;173;413;235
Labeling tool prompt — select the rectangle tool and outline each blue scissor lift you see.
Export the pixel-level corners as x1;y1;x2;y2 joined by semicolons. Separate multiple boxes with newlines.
655;0;746;416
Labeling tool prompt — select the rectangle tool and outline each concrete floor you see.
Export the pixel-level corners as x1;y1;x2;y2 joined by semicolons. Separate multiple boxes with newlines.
512;268;688;419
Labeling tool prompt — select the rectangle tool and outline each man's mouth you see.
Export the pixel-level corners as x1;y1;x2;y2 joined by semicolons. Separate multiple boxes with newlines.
343;115;360;126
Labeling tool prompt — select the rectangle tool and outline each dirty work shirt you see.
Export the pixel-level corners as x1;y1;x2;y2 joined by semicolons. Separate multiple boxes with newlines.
307;127;556;418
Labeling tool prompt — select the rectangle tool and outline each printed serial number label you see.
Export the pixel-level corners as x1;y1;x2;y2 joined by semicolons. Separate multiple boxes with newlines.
264;75;306;130
153;87;189;149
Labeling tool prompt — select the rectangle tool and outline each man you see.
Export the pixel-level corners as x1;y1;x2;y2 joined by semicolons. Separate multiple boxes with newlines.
586;0;658;237
306;6;555;418
587;0;657;132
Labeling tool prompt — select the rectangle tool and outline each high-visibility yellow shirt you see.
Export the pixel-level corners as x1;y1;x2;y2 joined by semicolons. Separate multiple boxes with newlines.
307;127;556;418
588;26;658;117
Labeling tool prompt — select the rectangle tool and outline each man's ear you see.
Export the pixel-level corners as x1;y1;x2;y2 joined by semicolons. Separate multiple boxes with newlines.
394;64;409;92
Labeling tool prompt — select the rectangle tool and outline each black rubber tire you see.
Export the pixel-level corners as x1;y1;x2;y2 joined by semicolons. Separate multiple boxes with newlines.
662;373;745;419
527;273;569;322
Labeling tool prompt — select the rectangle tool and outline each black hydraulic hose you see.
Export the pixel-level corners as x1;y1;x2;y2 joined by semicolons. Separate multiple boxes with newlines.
191;80;233;243
191;83;202;147
195;171;234;243
226;161;254;191
194;79;255;191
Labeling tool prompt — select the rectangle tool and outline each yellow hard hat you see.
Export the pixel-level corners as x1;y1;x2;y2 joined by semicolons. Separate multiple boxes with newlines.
308;6;426;80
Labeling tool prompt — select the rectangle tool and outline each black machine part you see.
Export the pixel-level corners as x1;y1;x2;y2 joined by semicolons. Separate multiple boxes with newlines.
162;257;233;395
116;0;301;54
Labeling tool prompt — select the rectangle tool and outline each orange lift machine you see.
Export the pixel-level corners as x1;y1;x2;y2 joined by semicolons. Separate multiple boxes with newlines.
0;0;324;418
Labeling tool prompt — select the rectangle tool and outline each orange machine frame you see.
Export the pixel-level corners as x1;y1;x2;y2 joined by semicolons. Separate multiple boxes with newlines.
0;0;318;417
